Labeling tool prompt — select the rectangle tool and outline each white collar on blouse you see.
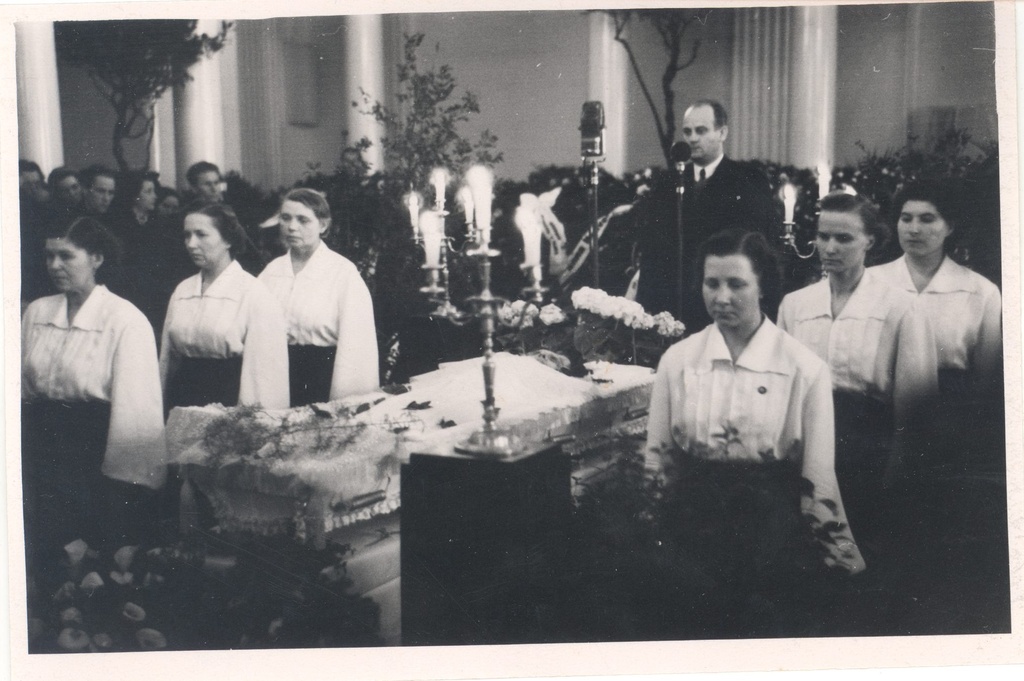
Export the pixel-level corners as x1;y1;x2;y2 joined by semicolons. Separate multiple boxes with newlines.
43;285;110;331
183;259;246;299
917;255;975;294
803;269;889;320
702;318;793;375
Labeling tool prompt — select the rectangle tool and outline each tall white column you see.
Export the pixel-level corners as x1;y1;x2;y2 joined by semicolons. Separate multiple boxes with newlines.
587;12;628;176
173;20;227;187
344;14;386;172
730;7;791;162
787;6;837;169
16;22;64;172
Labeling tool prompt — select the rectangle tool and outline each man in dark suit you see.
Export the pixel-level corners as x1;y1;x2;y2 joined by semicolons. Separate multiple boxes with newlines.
635;100;777;331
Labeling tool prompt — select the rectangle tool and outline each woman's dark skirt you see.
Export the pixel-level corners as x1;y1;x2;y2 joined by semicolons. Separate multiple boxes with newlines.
832;390;894;551
21;400;158;586
288;344;336;407
166;356;243;409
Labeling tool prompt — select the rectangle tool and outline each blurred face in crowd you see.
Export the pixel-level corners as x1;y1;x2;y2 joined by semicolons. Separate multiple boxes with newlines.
20;170;47;202
136;180;158;214
157;194;180;218
55;175;83;207
183;213;232;275
897;200;952;261
46;237;102;297
682;104;728;167
193;170;224;203
815;210;873;278
86;175;116;214
703;253;763;337
280;200;328;258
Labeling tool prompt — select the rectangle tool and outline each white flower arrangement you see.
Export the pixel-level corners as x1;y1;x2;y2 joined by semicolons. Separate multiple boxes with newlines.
497;300;539;328
571;287;683;337
538;303;567;326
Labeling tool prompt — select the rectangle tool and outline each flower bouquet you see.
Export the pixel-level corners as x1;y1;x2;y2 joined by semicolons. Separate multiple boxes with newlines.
494;299;585;375
570;287;684;368
495;288;684;373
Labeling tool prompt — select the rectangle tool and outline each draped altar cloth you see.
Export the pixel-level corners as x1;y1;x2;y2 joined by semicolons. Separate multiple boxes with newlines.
165;353;655;542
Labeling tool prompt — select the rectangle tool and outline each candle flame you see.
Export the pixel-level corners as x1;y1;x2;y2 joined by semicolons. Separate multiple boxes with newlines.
781;183;796;203
429;168;449;210
406;192;422;234
465;165;494;242
456;186;474;225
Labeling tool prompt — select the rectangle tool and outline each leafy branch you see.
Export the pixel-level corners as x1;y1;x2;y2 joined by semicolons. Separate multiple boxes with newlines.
354;33;503;192
600;9;711;167
54;20;231;171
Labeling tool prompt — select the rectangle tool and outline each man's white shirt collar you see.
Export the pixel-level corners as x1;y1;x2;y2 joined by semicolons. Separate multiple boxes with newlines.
693;153;725;181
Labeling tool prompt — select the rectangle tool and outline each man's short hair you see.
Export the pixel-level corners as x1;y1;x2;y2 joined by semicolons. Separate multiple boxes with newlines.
80;163;117;189
19;159;43;177
689;99;729;129
186;161;221;188
47;166;79;189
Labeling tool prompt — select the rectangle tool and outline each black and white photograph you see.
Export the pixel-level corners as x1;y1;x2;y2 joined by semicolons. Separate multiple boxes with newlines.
2;0;1021;678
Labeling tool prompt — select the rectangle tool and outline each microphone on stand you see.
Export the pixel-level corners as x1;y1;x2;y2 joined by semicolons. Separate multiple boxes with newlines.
670;141;691;194
580;101;605;158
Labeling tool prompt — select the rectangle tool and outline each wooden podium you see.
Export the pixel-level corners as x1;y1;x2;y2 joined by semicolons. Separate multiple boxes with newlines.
400;443;572;645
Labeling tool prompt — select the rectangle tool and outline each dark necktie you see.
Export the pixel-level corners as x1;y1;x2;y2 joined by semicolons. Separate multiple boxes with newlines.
694;168;707;197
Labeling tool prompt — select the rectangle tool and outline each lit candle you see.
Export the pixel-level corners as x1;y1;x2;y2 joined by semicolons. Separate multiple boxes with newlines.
514;205;543;269
781;183;797;224
816;163;832;200
430;168;449;212
419;210;443;268
456;185;474;231
465;165;493;246
406;192;422;238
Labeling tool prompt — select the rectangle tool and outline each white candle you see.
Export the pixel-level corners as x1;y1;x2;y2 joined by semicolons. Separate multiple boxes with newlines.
816;163;831;200
429;168;449;212
419;210;443;268
456;185;474;231
782;183;797;224
465;165;493;246
406;192;422;238
515;205;543;268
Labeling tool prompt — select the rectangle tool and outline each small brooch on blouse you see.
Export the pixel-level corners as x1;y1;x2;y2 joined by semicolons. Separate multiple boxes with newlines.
757;386;767;394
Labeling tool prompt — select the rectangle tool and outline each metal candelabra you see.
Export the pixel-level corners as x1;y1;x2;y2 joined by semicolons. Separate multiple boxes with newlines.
411;167;547;458
780;221;818;259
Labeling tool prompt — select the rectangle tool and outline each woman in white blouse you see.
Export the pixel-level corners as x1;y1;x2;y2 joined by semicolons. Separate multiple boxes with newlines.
778;192;937;554
646;230;864;590
872;181;1002;396
22;217;166;564
258;188;379;407
161;203;289;410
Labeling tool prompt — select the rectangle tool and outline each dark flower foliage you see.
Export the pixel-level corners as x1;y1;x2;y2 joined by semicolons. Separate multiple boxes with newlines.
564;438;849;641
26;534;381;652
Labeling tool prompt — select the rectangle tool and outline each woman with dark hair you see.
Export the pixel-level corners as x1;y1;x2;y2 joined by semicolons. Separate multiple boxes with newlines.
873;181;1002;396
258;188;379;406
155;186;182;219
107;170;186;337
160;203;289;410
777;191;937;559
22;217;166;568
644;229;863;635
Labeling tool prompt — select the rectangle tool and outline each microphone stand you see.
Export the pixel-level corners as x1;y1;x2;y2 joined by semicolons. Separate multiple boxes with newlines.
584;157;601;288
675;159;686;318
